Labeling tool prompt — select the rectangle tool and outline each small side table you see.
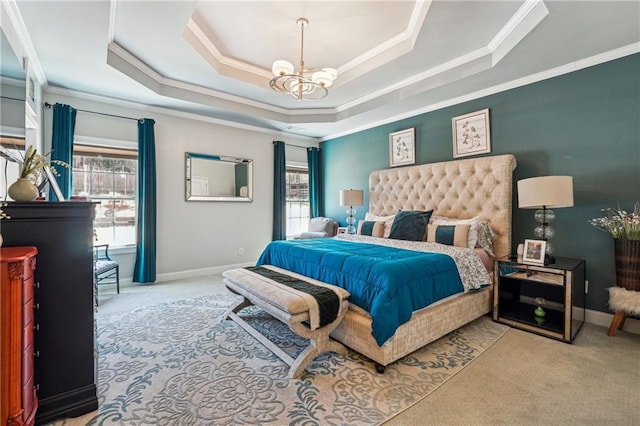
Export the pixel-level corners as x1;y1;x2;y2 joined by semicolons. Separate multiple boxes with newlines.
493;256;586;343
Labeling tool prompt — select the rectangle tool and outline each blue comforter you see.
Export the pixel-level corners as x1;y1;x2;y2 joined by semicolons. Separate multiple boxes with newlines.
256;238;464;345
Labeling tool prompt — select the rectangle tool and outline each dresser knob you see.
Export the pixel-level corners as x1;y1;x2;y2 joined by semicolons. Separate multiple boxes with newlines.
34;350;40;358
33;324;40;331
35;303;40;310
35;281;40;289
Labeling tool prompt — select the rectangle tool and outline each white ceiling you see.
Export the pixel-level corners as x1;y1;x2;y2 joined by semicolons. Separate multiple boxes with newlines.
4;0;640;139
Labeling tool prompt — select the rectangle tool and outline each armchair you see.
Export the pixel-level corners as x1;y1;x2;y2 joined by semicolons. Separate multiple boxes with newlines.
298;217;339;239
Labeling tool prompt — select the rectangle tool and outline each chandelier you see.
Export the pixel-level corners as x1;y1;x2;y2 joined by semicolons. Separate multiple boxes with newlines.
269;17;337;101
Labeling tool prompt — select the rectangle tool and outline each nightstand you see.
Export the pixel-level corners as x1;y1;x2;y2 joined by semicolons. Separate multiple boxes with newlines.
493;257;586;343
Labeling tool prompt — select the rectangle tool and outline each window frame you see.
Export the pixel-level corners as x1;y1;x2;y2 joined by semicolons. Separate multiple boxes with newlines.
285;165;310;239
72;137;138;249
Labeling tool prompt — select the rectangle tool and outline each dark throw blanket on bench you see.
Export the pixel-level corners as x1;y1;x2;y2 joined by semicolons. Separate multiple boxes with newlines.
256;238;464;345
245;266;340;327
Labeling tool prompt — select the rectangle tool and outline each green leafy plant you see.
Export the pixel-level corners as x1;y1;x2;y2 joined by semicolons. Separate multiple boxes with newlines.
590;202;640;240
0;145;68;181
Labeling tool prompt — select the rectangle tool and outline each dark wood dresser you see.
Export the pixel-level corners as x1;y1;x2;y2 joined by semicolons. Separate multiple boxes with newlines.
1;246;38;426
1;202;98;425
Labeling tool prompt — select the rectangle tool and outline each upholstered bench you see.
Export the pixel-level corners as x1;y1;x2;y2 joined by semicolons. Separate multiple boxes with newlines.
222;265;350;378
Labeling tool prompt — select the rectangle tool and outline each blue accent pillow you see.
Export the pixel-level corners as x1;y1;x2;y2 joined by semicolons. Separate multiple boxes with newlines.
388;210;433;241
427;224;471;247
357;220;385;237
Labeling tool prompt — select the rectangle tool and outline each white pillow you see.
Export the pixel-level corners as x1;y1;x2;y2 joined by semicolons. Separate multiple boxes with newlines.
430;215;480;249
364;212;396;238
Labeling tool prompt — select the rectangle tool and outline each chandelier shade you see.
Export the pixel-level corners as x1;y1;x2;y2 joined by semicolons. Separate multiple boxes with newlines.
269;17;337;101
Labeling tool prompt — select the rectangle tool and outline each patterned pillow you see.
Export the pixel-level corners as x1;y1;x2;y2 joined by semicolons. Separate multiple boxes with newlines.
357;220;385;237
427;224;471;247
475;221;497;257
388;210;433;241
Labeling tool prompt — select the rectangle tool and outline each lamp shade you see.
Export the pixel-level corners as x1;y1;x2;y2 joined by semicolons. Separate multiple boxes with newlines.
340;189;364;207
517;176;574;209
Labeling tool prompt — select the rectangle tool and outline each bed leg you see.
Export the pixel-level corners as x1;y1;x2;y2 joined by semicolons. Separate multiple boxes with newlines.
375;363;386;374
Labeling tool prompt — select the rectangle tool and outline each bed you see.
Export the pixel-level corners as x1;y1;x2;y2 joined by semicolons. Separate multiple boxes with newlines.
262;154;517;369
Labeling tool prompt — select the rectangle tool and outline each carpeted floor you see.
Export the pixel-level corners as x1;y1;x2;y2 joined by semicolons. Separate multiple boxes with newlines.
55;276;640;425
54;290;508;425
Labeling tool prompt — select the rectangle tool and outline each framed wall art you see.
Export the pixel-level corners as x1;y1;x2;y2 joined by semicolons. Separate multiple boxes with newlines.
389;128;415;167
452;108;491;158
522;239;546;265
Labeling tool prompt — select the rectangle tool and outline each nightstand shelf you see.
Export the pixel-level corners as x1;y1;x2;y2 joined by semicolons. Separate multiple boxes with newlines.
494;257;586;343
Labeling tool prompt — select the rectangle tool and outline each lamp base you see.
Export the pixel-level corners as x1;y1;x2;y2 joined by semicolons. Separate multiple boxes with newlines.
544;254;556;265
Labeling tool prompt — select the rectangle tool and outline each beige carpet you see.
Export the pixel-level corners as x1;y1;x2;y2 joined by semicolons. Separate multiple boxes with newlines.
385;322;640;425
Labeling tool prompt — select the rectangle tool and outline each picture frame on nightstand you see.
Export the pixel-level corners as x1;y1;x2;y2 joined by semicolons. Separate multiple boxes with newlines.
522;239;546;264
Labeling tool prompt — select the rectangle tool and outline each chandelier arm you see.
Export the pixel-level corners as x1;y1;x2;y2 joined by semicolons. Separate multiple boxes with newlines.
298;19;306;101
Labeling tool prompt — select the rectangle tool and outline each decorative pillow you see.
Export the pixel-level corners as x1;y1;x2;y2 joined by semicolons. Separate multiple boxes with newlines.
388;210;433;241
427;224;471;247
430;215;480;249
364;212;396;238
475;221;497;257
357;220;385;237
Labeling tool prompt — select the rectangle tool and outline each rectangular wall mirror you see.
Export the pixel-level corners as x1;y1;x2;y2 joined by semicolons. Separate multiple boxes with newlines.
185;152;253;202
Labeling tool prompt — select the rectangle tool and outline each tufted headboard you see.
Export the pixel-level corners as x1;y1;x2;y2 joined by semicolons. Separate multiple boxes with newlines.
369;154;517;258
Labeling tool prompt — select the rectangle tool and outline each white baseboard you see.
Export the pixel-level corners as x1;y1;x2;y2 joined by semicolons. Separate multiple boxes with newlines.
585;308;640;335
117;262;254;288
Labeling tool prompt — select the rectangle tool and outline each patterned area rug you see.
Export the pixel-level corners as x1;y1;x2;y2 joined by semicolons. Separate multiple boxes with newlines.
57;294;508;425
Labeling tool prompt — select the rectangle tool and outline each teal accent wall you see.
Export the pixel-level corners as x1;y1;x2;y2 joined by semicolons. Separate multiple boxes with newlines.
321;53;639;313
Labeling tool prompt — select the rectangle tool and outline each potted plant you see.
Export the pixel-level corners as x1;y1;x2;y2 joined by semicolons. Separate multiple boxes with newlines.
591;203;640;335
590;202;640;291
0;145;68;201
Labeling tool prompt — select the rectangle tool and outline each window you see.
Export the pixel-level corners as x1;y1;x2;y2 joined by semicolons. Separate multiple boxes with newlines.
286;167;310;238
72;144;137;247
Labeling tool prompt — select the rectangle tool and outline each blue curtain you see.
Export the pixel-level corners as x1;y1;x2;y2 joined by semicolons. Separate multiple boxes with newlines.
133;119;157;283
307;147;321;218
273;141;286;241
50;103;76;200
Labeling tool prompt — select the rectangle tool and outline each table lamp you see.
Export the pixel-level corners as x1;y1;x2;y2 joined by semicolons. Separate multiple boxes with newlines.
339;189;364;234
517;175;574;263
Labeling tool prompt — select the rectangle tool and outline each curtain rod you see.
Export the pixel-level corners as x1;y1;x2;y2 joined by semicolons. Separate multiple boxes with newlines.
273;141;316;150
44;101;139;122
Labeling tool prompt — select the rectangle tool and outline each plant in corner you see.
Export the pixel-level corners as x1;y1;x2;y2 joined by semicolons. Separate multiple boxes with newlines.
590;202;640;335
0;145;68;201
590;202;640;241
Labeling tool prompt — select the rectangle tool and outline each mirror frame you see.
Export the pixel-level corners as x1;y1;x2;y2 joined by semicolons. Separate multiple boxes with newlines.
185;152;253;202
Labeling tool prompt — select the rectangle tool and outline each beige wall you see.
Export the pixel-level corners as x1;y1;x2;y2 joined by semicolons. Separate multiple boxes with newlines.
41;91;319;282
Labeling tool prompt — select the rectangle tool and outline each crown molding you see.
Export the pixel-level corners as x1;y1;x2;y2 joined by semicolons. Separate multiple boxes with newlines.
44;85;320;143
321;43;640;141
0;0;47;85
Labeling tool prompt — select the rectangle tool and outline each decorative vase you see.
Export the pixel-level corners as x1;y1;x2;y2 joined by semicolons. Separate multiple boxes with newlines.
613;238;640;291
8;177;39;202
